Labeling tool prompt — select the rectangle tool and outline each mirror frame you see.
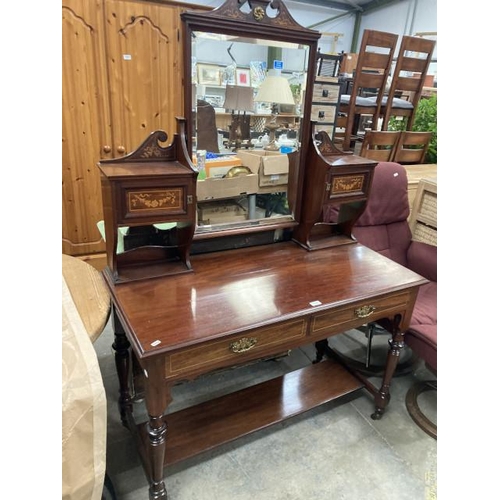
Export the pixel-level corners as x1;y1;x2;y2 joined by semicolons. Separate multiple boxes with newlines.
181;0;320;242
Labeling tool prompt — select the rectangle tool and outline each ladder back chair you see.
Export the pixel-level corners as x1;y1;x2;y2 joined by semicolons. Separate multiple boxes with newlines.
379;35;436;130
359;130;400;161
393;131;432;164
316;50;345;77
338;29;398;152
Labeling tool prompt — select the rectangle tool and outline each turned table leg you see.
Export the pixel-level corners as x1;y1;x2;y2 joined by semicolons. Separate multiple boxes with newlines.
144;360;172;500
372;314;404;420
146;415;168;499
111;307;133;427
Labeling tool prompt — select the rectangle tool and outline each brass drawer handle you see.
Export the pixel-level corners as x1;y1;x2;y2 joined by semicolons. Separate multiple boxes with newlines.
230;337;257;353
354;305;376;318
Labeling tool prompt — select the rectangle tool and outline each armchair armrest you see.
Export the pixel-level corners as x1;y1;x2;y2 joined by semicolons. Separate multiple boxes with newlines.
407;241;437;282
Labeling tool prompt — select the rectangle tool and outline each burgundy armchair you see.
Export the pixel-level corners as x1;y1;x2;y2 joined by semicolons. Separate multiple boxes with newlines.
345;161;437;437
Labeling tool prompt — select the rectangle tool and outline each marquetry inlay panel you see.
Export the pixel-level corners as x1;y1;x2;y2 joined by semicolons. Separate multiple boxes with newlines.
127;188;185;213
331;175;365;195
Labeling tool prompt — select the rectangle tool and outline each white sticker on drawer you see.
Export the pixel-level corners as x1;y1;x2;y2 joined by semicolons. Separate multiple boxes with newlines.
310;300;322;307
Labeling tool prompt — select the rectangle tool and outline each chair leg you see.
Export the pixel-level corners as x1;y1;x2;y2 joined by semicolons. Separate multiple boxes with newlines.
365;323;375;368
405;380;437;439
329;326;418;377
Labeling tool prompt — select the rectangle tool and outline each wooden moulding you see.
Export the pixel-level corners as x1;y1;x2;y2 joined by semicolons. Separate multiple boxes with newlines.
181;0;320;42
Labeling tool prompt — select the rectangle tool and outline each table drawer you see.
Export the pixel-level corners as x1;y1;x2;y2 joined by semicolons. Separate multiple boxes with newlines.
167;318;308;377
311;291;411;335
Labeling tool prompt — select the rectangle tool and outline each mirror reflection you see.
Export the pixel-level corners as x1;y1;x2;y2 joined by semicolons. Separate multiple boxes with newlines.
190;31;310;232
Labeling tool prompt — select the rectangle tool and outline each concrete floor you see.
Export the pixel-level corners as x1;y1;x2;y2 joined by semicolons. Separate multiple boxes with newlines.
94;322;437;500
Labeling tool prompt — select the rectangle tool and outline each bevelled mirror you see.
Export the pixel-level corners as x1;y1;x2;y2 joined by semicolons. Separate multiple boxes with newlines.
181;0;320;240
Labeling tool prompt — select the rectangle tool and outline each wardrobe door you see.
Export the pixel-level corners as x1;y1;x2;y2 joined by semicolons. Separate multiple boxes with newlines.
104;0;185;157
62;0;111;256
62;0;197;259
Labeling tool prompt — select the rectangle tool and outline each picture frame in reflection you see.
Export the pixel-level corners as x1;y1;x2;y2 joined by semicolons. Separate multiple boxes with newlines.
236;68;251;87
198;64;222;85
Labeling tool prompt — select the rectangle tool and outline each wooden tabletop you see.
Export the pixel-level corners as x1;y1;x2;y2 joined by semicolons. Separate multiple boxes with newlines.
105;241;427;358
62;254;111;343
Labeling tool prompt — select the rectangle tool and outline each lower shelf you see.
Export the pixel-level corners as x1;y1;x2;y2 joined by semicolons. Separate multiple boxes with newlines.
136;358;364;469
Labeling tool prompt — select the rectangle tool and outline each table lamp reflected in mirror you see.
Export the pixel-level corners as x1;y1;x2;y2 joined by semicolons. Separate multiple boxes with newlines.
223;85;254;151
255;69;295;151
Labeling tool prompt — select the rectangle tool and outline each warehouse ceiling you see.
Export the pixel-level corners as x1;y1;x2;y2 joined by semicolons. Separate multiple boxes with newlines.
291;0;400;13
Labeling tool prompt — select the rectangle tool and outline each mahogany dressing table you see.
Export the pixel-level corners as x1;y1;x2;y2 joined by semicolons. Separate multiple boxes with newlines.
104;242;426;499
98;2;428;498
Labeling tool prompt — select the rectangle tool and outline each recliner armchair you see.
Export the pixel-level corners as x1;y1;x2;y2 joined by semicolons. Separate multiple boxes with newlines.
328;161;437;437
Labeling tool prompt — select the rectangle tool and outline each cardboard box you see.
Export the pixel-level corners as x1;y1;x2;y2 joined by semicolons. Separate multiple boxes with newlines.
340;53;358;75
237;150;289;189
192;156;243;178
196;174;258;201
198;200;247;225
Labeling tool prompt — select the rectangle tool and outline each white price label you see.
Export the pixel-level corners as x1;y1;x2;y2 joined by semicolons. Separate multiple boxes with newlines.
309;300;322;307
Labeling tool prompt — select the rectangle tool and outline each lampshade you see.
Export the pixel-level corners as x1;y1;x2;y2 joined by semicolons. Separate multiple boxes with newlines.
255;69;295;105
223;85;254;112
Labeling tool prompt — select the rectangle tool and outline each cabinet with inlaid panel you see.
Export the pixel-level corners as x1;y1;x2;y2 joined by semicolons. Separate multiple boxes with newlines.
293;130;377;251
98;122;198;283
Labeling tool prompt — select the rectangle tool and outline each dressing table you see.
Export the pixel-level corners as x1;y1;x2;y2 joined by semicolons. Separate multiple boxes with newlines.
99;2;428;499
105;241;426;499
